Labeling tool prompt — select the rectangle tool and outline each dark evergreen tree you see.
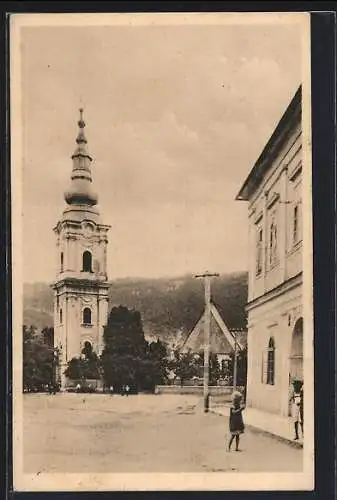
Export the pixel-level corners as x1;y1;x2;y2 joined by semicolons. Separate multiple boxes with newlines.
101;306;148;393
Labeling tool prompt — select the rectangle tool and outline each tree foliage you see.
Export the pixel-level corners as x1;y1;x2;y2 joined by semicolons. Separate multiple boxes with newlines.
168;349;200;386
65;341;100;380
101;306;169;393
23;325;54;391
193;351;221;385
228;346;248;386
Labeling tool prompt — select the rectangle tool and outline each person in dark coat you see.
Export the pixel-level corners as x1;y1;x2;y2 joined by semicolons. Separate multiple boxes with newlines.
226;391;245;452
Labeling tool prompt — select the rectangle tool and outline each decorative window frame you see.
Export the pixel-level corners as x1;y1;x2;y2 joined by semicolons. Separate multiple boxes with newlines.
82;307;92;326
82;249;93;273
292;200;302;248
254;213;263;277
267;209;279;269
255;226;263;277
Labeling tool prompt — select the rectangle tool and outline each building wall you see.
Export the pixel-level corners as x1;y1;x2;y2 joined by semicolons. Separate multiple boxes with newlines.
247;124;302;304
244;108;303;417
246;280;302;416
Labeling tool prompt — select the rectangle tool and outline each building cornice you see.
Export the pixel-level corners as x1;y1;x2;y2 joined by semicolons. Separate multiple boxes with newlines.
246;272;302;312
52;278;110;290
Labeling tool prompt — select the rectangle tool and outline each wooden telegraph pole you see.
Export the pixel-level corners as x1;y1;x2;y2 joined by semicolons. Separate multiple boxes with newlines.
233;330;238;391
195;271;219;413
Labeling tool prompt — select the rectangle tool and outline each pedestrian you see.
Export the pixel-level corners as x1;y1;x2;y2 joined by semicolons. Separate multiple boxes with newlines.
226;390;245;452
289;381;303;440
125;384;130;396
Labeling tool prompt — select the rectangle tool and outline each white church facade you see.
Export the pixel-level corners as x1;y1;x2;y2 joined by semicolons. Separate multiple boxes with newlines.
52;110;110;389
236;87;303;417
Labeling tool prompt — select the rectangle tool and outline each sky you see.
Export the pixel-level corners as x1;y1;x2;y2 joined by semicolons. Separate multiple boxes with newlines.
19;15;302;283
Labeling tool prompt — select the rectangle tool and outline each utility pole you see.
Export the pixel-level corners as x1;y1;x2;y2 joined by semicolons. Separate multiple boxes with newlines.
195;271;219;413
233;330;238;391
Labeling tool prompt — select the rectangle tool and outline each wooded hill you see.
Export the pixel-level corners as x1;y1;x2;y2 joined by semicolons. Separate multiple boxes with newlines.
23;272;248;346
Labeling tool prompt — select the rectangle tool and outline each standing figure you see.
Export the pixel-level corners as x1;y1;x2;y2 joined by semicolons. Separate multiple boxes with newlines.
299;384;304;436
227;391;245;452
125;384;130;396
290;381;303;440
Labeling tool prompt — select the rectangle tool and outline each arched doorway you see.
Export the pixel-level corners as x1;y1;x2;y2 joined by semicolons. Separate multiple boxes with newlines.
288;317;303;414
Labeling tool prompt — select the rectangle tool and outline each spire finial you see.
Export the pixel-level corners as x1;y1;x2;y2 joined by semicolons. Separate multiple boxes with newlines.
78;107;85;129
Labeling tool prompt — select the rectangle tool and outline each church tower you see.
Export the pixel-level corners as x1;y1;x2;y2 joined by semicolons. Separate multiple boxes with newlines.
52;109;110;389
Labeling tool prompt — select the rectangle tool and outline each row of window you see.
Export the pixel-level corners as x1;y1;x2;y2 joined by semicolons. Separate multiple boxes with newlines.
58;307;92;325
256;203;302;276
60;250;93;273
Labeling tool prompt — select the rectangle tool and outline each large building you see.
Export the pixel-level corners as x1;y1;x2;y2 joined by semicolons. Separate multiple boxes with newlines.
52;110;110;389
236;87;303;417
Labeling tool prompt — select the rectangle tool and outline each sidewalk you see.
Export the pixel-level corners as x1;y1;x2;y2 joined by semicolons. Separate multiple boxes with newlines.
210;404;303;449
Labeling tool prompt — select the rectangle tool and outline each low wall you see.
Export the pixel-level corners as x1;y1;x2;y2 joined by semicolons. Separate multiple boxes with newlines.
156;385;245;400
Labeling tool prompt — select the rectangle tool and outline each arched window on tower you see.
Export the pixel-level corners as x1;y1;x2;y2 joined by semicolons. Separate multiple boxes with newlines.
82;251;92;272
83;307;92;325
267;337;275;385
59;308;63;324
60;252;64;272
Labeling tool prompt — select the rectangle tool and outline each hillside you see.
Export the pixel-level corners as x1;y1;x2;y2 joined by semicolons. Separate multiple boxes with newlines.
23;272;248;345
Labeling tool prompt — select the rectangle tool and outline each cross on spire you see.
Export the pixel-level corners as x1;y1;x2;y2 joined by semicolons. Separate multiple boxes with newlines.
78;107;85;129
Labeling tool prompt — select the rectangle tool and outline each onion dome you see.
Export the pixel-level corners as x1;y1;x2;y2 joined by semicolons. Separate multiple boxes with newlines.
64;108;98;206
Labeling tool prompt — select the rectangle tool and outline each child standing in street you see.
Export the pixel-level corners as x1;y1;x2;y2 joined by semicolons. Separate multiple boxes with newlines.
227;391;245;452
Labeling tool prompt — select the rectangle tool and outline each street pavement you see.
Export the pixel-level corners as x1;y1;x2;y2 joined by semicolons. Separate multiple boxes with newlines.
23;393;303;473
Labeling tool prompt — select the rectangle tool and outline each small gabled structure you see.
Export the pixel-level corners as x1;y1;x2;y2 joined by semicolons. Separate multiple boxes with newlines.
180;302;245;355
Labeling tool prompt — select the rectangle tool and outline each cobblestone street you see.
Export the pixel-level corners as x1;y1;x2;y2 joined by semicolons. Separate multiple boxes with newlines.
23;393;303;474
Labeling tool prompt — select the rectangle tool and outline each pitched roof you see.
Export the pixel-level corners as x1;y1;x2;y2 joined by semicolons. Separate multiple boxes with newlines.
180;304;246;354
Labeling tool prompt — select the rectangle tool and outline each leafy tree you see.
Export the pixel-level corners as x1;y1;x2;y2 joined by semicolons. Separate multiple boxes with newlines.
41;326;54;347
169;349;199;386
228;346;248;387
64;357;84;380
23;325;54;391
196;351;221;385
65;341;101;380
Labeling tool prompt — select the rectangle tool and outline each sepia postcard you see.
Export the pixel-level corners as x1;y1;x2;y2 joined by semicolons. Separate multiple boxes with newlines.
10;12;314;491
